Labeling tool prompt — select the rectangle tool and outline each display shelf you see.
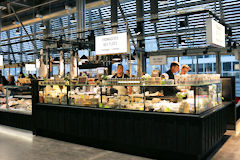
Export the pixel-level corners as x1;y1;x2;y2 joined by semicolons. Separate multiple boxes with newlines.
0;107;31;115
39;82;221;87
13;95;32;99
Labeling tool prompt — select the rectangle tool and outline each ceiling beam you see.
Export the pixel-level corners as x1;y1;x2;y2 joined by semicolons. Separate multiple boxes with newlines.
1;0;130;31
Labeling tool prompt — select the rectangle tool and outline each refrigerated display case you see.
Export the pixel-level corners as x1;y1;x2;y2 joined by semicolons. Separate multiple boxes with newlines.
0;85;32;130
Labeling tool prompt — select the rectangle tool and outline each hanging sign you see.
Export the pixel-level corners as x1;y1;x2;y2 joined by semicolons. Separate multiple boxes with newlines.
95;32;130;55
150;55;167;65
206;18;225;48
25;64;36;72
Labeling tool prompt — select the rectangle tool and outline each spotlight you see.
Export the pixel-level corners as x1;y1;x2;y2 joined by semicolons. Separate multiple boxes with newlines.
183;50;187;56
177;35;185;45
227;47;232;53
233;42;237;49
40;23;46;30
80;55;88;62
203;48;208;55
70;14;76;23
16;28;20;35
179;16;189;27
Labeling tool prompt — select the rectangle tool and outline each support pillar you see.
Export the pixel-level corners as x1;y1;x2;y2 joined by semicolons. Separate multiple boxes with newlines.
216;52;221;75
136;0;145;76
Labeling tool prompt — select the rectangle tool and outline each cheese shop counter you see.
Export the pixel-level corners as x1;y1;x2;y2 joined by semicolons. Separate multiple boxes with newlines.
32;77;230;160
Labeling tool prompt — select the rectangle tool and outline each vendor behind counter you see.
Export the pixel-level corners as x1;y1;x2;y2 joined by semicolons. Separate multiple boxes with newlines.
144;61;180;96
112;64;130;95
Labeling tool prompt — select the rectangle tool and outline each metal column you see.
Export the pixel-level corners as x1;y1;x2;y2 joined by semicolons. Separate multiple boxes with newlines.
76;0;86;39
216;52;221;75
136;0;145;76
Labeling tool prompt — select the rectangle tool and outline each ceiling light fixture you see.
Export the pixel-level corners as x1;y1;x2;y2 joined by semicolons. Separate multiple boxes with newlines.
203;48;208;55
70;14;76;23
177;35;185;45
40;23;46;30
16;28;20;35
80;55;88;62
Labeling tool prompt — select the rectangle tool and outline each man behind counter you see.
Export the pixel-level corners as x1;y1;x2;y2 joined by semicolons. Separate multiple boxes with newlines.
164;61;180;96
112;64;131;95
112;64;129;79
165;61;180;79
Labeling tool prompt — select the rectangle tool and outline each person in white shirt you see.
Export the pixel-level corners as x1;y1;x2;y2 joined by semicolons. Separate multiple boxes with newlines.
179;64;191;75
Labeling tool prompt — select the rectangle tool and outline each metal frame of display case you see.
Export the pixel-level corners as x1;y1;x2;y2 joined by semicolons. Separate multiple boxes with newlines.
32;80;231;160
0;85;32;130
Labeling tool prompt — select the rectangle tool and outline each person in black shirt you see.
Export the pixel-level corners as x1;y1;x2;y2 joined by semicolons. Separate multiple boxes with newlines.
112;64;129;79
165;61;180;79
164;61;180;96
112;64;130;95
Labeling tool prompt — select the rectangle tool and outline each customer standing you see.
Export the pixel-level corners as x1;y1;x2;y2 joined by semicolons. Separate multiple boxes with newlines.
0;70;8;86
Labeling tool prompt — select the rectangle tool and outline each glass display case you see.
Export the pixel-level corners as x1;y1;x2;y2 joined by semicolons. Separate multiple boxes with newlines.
38;74;222;115
0;85;32;114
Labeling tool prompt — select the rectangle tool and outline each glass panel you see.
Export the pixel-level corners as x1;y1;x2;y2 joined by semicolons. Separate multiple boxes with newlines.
223;62;231;71
205;63;212;72
198;64;203;72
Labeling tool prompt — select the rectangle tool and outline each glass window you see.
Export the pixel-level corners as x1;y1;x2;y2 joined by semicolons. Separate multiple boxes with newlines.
213;63;216;71
205;63;212;72
198;64;203;72
223;62;231;71
233;62;239;71
188;64;195;73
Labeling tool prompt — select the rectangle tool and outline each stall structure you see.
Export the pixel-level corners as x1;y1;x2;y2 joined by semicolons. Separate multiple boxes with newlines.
32;75;231;160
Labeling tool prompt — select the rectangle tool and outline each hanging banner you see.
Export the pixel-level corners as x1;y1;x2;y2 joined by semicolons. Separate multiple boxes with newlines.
206;18;225;48
150;55;167;65
25;64;36;72
95;32;130;55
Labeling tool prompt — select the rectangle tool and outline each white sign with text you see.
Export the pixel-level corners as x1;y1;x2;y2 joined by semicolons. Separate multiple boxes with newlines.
95;32;130;55
25;64;36;72
206;18;225;48
150;55;167;65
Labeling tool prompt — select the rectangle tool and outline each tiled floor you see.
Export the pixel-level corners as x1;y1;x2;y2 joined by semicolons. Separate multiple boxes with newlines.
0;125;150;160
0;125;240;160
210;131;240;160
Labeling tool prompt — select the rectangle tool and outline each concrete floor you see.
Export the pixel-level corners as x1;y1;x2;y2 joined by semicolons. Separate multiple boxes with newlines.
0;125;240;160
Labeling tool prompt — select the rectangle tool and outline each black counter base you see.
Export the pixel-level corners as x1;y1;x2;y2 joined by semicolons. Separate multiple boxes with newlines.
0;111;32;131
33;103;230;160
